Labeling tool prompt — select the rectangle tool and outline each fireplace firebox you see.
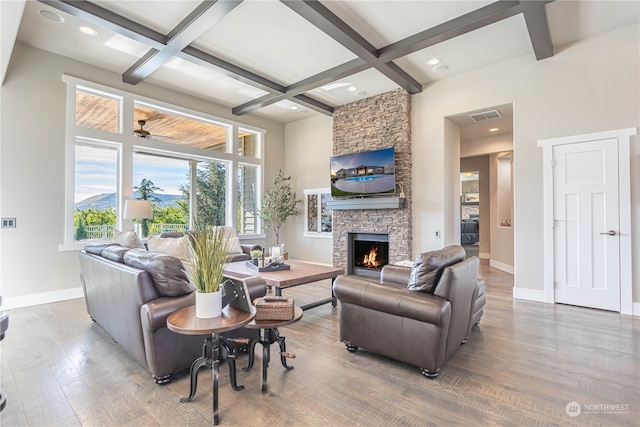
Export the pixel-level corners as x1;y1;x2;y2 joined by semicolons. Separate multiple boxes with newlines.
347;232;389;278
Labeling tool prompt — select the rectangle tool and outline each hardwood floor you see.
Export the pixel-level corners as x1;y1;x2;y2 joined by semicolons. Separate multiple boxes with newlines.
1;261;639;426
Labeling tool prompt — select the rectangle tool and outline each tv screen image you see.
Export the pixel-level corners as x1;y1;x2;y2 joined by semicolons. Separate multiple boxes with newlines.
330;147;395;198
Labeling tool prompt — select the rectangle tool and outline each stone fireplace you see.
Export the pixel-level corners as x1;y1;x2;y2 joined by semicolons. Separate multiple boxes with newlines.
348;232;389;278
332;89;412;271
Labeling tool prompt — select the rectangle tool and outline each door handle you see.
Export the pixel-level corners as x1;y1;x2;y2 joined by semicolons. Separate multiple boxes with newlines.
599;230;616;236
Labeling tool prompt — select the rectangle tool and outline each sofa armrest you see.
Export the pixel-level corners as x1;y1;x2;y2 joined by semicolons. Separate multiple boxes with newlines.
141;292;196;333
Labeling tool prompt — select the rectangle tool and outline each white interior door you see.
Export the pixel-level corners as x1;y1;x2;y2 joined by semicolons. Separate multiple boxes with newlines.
552;139;620;311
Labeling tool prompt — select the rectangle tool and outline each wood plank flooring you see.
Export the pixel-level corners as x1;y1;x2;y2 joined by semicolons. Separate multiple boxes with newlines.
1;261;639;426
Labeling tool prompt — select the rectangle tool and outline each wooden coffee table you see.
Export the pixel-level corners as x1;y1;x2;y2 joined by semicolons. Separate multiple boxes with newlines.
167;305;255;425
224;260;344;310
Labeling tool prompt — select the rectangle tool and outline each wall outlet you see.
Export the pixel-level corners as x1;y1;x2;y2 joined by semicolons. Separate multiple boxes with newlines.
2;218;16;228
435;230;440;238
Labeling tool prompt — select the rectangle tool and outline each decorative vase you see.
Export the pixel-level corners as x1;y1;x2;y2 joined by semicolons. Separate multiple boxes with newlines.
195;289;222;319
252;258;259;266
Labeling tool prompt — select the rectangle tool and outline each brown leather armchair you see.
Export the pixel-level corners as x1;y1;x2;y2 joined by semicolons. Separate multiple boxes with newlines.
333;245;483;378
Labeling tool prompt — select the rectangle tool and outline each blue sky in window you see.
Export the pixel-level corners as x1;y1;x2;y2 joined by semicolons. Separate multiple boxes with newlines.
75;146;188;202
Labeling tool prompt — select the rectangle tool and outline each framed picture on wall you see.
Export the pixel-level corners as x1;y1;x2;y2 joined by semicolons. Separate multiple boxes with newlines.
463;193;479;203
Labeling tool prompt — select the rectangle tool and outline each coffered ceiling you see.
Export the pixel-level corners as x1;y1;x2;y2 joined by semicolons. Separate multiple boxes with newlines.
8;0;640;126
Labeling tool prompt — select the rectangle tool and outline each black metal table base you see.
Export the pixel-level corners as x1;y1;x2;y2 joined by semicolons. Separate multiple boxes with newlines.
274;277;338;311
243;327;294;393
180;335;243;424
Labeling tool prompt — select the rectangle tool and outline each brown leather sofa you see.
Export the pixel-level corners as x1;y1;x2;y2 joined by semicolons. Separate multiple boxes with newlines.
79;244;266;384
333;245;484;378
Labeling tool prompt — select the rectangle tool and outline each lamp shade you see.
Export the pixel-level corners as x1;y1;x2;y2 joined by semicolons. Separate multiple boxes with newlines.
124;199;153;220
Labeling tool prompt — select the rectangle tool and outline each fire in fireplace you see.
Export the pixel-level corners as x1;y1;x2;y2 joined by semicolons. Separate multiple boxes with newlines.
348;232;389;278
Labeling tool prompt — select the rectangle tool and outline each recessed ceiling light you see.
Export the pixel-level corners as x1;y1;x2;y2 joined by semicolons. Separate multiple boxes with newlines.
290;106;299;110
347;86;358;92
489;128;499;132
39;9;65;23
433;65;449;73
354;91;367;97
428;58;441;65
77;26;98;36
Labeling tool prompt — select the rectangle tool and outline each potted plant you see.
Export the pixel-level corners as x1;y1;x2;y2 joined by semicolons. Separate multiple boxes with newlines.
250;249;263;266
184;227;230;318
259;170;301;249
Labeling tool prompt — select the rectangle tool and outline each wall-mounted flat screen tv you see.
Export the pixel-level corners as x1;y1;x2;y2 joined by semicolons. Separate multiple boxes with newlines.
330;147;396;198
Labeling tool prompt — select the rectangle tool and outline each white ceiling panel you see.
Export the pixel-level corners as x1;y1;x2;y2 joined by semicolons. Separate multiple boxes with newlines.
321;0;494;48
307;68;400;105
191;1;357;86
397;14;533;84
88;0;201;35
18;2;145;74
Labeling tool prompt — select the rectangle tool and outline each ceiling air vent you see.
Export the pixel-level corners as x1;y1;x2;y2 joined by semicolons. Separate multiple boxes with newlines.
468;110;502;122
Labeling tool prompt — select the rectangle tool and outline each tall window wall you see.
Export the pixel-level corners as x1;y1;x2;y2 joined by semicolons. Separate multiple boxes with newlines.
63;76;264;248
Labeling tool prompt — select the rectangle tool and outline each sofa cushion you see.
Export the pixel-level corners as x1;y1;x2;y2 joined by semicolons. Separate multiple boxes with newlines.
407;245;466;293
123;249;195;297
147;235;194;272
113;230;145;249
214;225;243;254
84;242;120;256
101;245;131;263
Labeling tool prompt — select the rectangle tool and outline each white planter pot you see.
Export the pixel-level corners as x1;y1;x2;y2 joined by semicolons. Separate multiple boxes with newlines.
195;289;222;319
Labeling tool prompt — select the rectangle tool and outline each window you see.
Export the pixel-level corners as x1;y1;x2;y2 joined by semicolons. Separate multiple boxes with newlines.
133;152;190;234
62;76;265;249
238;164;259;234
74;142;118;241
303;188;332;238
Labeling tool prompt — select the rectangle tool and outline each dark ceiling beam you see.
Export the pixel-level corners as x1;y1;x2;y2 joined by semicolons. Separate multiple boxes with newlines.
232;0;523;116
39;0;166;49
232;58;367;115
282;0;422;94
123;0;243;84
177;47;286;95
38;0;335;115
520;1;554;60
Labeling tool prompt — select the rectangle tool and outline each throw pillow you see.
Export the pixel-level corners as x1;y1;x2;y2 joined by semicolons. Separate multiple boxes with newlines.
101;245;130;263
407;245;466;293
123;249;195;297
113;229;145;249
147;235;194;273
213;225;243;254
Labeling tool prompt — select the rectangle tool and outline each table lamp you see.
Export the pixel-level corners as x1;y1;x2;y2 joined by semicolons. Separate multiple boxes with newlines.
124;199;153;237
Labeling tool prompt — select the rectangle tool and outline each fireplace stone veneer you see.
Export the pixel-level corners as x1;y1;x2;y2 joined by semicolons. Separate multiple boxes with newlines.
332;89;412;270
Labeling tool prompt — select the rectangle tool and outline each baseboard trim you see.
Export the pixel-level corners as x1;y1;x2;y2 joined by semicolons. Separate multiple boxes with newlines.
479;252;490;259
3;287;84;310
513;287;546;303
633;302;640;316
489;259;514;274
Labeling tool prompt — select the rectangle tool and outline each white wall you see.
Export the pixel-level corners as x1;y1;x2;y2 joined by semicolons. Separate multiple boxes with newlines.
461;133;514;158
282;115;333;265
281;24;639;308
0;43;284;308
489;152;514;271
412;24;639;300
